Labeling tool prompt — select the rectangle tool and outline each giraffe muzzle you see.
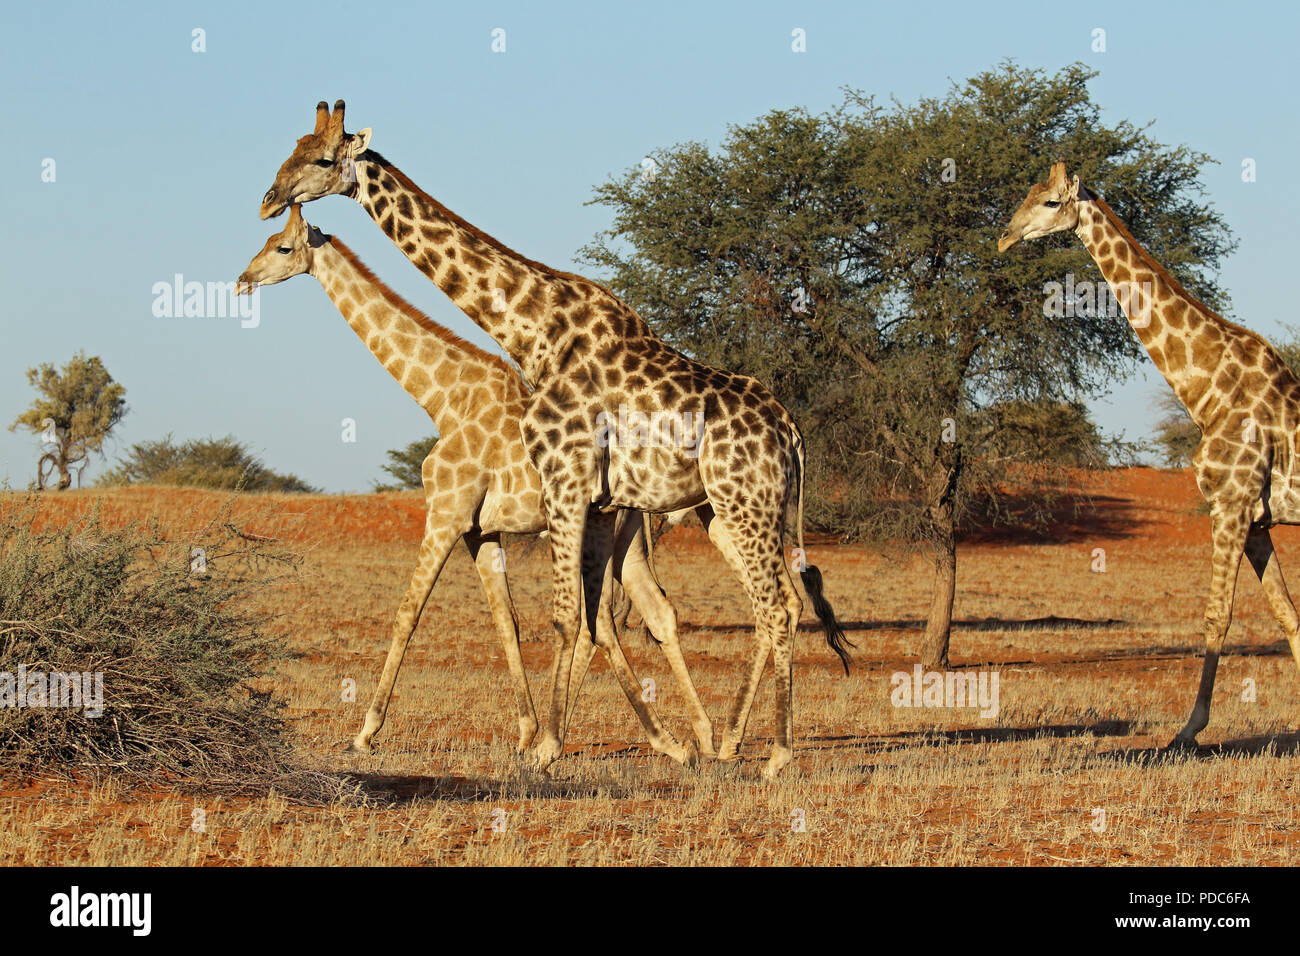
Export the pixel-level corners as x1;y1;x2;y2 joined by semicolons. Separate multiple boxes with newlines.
261;189;286;220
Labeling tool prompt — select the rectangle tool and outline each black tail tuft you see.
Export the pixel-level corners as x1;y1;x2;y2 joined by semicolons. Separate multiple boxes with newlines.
800;564;854;675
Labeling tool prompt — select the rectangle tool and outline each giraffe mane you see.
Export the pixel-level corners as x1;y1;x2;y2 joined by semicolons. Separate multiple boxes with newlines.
1091;197;1264;345
327;235;518;378
364;150;627;303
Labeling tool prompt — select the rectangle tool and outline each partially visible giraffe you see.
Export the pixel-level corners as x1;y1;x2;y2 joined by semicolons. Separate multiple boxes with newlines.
258;101;853;777
1000;161;1300;748
236;203;716;763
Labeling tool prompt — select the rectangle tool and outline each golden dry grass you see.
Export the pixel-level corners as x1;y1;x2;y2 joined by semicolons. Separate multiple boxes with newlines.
2;468;1298;865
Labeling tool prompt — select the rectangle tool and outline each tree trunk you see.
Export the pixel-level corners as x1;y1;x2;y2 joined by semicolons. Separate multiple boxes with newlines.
55;453;73;490
919;530;957;670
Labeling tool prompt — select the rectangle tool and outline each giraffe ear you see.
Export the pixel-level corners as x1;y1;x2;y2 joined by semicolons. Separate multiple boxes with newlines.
1069;175;1081;200
350;128;373;154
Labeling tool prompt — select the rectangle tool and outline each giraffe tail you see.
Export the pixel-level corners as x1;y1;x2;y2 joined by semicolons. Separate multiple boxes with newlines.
790;423;854;675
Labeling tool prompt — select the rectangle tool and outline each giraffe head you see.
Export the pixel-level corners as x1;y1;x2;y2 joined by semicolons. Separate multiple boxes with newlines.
259;100;373;219
997;161;1084;253
237;204;327;293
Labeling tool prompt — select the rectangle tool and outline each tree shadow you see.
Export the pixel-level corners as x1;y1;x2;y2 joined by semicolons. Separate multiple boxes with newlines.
958;491;1142;545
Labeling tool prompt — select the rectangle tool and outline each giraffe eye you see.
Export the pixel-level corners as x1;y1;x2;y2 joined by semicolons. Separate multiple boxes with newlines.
1044;200;1061;208
314;158;333;168
277;246;292;255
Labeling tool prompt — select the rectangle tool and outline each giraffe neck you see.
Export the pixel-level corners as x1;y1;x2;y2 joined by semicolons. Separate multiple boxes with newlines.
1074;197;1243;425
309;237;504;434
349;151;626;385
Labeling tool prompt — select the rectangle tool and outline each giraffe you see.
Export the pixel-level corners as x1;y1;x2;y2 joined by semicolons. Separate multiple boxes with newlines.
235;203;717;764
999;161;1300;749
258;100;853;778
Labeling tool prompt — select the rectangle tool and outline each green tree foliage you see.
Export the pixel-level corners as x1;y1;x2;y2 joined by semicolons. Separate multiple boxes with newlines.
582;62;1234;666
1150;391;1200;468
372;434;438;492
99;435;318;493
979;400;1108;467
9;351;128;490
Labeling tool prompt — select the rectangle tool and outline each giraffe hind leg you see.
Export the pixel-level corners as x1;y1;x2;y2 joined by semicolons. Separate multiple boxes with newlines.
1242;525;1300;697
1169;505;1250;749
581;509;693;765
616;508;717;756
528;490;588;772
703;501;794;777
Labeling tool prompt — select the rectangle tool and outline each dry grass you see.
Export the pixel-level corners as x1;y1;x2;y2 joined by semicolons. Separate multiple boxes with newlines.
2;468;1298;865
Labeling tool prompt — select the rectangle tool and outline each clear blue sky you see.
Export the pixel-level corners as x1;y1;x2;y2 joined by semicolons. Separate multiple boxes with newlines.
2;0;1296;491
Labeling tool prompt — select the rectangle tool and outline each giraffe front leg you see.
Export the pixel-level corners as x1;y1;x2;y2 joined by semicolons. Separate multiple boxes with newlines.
465;530;537;753
528;494;588;773
1169;505;1250;749
350;515;466;753
563;616;600;738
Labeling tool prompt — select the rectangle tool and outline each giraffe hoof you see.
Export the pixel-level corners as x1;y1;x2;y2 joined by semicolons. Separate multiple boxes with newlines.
762;752;793;779
682;738;701;770
529;738;562;773
345;740;372;754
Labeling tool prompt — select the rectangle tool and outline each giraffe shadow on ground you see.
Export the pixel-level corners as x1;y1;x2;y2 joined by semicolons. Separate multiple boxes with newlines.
801;719;1138;759
345;769;635;805
682;615;1130;636
1032;639;1295;668
1101;731;1300;766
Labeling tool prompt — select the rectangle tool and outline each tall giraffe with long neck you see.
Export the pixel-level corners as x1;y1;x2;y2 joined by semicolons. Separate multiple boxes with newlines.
236;203;715;763
259;101;852;777
1000;161;1300;748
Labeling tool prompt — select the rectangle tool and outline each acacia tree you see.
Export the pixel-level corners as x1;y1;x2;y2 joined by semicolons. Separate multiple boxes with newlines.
372;435;439;491
9;352;128;490
98;435;318;493
582;62;1234;668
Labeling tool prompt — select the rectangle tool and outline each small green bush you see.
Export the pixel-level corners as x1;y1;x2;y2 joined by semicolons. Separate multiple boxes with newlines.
98;435;318;493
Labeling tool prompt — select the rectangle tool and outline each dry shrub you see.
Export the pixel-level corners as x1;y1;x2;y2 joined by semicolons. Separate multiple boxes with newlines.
0;494;349;800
